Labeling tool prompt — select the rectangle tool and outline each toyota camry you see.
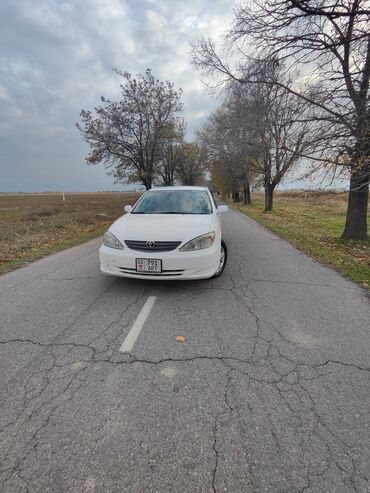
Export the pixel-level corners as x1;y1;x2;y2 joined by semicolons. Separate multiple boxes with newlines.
99;186;228;280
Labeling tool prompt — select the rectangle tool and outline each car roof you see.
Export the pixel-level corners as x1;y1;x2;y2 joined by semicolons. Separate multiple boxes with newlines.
149;186;208;191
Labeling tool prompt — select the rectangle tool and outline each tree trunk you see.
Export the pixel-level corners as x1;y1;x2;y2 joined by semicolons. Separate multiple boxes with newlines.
243;183;251;204
164;174;174;186
233;191;240;203
143;177;152;190
342;167;369;240
264;185;274;212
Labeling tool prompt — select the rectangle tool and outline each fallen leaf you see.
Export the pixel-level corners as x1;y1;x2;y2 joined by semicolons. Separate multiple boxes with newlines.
176;336;186;343
161;367;177;378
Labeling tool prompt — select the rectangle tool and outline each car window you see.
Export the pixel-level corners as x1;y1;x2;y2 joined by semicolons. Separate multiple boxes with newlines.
209;190;218;208
132;190;213;214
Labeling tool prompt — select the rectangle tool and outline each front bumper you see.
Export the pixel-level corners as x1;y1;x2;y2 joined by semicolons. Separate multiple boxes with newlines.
99;243;220;280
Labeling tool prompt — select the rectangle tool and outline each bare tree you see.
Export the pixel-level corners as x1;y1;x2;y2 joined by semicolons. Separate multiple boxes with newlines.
176;143;207;186
210;158;236;199
198;85;257;203
157;119;185;186
76;69;183;190
199;108;239;200
241;61;312;211
192;1;370;239
225;82;257;204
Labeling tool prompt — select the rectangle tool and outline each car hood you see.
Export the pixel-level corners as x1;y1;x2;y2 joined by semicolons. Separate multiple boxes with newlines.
109;213;216;243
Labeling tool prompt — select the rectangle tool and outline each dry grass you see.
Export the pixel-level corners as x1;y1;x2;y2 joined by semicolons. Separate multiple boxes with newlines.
0;192;141;274
232;190;369;288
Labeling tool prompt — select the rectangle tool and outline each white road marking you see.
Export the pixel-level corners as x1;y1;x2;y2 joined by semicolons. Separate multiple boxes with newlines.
119;296;157;353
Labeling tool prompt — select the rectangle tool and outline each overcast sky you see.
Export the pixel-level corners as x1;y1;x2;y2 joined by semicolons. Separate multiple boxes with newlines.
0;0;233;192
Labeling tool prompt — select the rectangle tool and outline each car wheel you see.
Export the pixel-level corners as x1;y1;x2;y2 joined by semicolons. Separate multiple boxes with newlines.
212;240;227;278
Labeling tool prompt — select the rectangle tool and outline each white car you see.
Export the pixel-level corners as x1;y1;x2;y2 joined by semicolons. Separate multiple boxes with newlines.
99;186;228;280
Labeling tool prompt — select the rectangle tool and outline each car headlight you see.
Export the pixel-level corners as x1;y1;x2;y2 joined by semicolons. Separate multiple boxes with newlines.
180;232;215;252
103;231;124;250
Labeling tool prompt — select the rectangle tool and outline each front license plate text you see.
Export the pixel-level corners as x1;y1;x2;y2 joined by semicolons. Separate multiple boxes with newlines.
136;258;162;273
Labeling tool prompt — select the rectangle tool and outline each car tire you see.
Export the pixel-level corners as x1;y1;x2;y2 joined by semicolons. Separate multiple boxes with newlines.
211;240;227;278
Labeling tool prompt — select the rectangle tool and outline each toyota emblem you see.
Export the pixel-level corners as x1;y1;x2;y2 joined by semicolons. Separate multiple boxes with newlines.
146;241;156;248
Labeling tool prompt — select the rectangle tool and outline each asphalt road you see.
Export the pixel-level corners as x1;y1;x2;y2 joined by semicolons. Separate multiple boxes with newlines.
0;208;369;493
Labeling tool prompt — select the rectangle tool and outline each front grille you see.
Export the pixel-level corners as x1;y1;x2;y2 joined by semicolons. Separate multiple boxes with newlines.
124;240;181;252
118;267;185;277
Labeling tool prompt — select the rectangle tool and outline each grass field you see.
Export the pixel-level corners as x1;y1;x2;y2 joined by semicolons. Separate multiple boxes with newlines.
232;191;370;288
0;192;141;274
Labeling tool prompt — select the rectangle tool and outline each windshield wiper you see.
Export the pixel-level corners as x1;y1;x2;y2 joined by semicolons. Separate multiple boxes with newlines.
132;211;210;215
154;212;205;215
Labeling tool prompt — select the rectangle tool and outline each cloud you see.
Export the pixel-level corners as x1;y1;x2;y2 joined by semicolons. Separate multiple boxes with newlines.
0;0;233;191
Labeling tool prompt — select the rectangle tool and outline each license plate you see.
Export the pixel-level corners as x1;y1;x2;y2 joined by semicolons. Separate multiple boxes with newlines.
136;258;162;273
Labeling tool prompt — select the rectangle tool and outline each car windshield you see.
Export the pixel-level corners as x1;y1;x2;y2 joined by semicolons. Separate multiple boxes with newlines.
132;190;213;215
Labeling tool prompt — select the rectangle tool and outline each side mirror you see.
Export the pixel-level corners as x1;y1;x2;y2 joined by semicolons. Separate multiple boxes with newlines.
216;205;228;215
124;205;133;213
